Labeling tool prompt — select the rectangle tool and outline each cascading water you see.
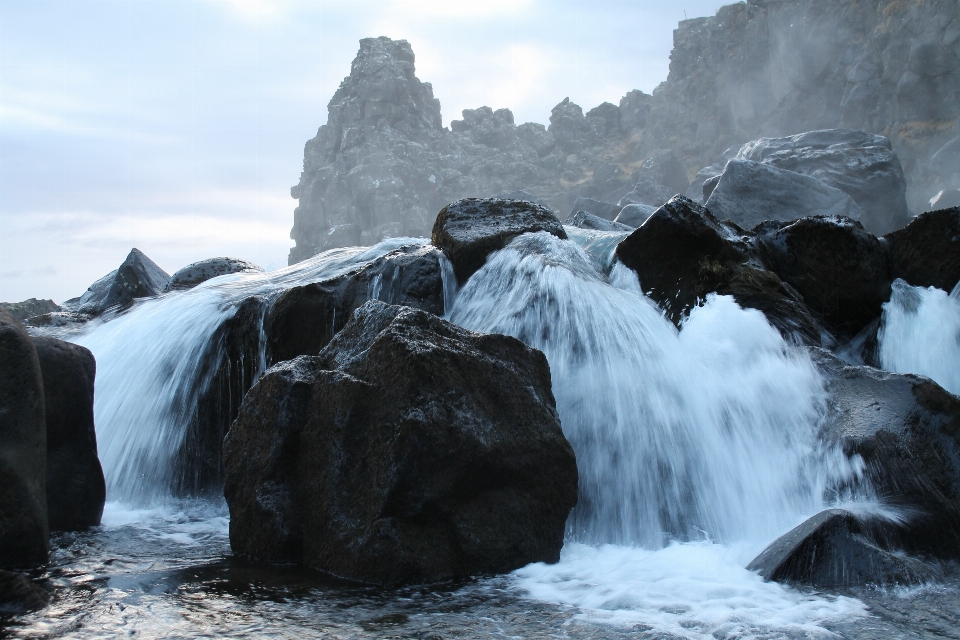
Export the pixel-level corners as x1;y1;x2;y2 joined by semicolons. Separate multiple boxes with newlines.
878;278;960;395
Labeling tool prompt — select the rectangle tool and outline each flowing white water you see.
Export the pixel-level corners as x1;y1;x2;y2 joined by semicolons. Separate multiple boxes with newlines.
72;238;426;504
878;278;960;394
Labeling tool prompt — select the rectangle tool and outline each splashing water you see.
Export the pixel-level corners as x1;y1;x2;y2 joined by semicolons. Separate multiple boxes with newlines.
879;278;960;394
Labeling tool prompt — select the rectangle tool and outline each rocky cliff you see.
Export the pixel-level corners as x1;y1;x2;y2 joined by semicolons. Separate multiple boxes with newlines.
289;1;960;263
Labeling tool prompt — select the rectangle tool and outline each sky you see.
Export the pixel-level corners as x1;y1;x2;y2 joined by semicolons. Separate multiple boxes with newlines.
0;0;730;304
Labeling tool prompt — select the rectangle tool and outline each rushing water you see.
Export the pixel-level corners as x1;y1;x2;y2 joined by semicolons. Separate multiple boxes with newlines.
6;232;959;638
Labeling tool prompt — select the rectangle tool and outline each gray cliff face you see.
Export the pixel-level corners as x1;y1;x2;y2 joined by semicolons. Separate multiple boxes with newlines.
289;2;960;264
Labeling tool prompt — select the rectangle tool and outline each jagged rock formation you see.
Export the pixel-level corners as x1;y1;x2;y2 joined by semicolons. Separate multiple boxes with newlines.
289;2;959;262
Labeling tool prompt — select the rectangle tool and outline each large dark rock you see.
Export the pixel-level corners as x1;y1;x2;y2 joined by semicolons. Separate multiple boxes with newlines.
0;299;58;323
0;570;49;614
224;301;578;586
431;198;566;284
704;159;862;230
811;348;960;558
31;337;104;531
757;216;892;337
67;248;170;316
884;207;960;293
735;130;910;235
747;509;932;588
0;310;48;569
165;258;263;292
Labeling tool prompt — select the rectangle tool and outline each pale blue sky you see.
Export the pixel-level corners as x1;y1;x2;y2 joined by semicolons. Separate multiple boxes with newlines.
0;0;728;303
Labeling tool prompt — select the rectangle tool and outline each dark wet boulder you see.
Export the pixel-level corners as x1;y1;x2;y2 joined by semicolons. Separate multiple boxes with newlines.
224;301;578;586
735;129;910;235
614;203;656;228
165;258;263;292
0;570;49;614
67;248;170;316
757;216;891;338
747;509;932;588
567;197;621;222
884;207;960;292
265;243;445;365
704;159;862;230
0;310;48;569
565;210;633;233
432;198;566;284
30;337;104;531
0;299;58;323
811;348;960;558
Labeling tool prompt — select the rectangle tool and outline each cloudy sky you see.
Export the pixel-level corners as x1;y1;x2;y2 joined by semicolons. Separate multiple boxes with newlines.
0;0;728;303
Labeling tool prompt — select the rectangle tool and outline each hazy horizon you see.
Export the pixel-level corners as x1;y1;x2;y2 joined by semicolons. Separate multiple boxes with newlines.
0;0;729;303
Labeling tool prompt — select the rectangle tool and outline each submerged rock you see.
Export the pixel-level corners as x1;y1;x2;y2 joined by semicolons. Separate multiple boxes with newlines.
32;337;104;531
0;570;49;614
704;159;862;229
811;349;960;559
747;509;932;587
884;207;960;293
66;248;170;316
0;299;59;323
165;258;263;292
757;216;891;338
224;301;578;585
0;310;48;569
432;198;566;284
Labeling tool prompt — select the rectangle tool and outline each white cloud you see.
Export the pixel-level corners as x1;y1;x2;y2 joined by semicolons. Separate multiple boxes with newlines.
386;0;535;18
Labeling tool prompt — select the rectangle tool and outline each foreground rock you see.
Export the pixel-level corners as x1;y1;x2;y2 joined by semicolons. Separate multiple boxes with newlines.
747;509;932;587
165;258;263;292
757;216;891;338
432;198;566;284
704;159;862;230
65;248;170;316
0;310;48;569
0;299;58;323
224;301;578;585
32;337;105;531
884;207;960;293
0;570;49;614
811;349;960;558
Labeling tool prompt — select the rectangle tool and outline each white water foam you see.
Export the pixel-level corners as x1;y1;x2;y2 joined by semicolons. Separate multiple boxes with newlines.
100;500;229;546
878;278;960;394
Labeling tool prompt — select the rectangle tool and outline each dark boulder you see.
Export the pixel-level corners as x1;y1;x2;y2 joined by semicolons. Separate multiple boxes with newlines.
884;207;960;292
67;248;170;316
704;159;862;230
747;509;932;588
811;348;960;558
735;129;910;235
757;216;892;338
31;337;104;531
224;301;578;585
567;197;621;222
565;210;633;233
0;299;58;323
431;198;566;284
0;310;48;569
0;570;49;614
165;257;263;292
614;203;656;228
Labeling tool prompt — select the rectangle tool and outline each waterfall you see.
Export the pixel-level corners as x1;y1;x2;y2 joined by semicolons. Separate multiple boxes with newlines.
878;278;960;395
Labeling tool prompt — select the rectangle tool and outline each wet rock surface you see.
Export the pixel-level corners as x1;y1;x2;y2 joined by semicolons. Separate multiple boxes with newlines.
884;207;960;293
65;249;170;317
31;337;104;531
0;300;59;323
0;310;49;569
224;301;577;586
165;258;263;292
431;198;566;284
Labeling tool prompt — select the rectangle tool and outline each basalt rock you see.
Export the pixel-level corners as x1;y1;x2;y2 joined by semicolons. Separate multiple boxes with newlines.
66;248;170;316
165;258;263;292
704;159;862;230
432;198;566;284
31;337;104;531
224;301;578;586
0;299;58;323
884;207;960;293
811;348;960;559
747;509;933;587
0;310;48;569
757;216;892;338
